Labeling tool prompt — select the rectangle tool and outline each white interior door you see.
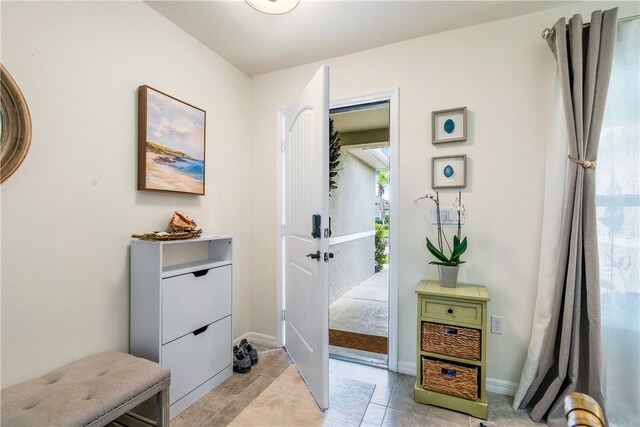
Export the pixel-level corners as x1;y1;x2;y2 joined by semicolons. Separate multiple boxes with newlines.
283;65;330;410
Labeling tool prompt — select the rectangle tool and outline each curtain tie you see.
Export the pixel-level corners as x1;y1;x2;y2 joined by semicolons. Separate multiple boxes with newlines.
568;155;597;169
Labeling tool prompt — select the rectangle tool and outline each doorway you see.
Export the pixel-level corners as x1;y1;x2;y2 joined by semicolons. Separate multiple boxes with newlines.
328;101;391;366
326;89;399;371
275;86;399;389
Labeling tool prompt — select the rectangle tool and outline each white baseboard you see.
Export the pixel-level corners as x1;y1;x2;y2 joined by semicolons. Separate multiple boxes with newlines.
486;377;518;396
234;332;278;348
396;360;416;376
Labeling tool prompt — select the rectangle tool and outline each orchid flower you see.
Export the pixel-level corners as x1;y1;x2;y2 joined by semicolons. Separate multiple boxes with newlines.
452;197;467;218
416;191;468;266
414;193;437;204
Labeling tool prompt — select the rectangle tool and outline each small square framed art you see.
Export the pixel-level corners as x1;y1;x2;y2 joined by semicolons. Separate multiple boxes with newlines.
432;155;467;189
432;107;467;144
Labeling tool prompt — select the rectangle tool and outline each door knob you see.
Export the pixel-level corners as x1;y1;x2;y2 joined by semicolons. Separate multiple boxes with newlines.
324;252;334;262
306;251;321;261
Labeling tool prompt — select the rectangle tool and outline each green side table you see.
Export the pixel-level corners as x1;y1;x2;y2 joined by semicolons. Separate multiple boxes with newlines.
414;280;490;419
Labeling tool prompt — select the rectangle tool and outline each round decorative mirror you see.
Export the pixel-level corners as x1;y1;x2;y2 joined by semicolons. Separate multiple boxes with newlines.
1;64;32;183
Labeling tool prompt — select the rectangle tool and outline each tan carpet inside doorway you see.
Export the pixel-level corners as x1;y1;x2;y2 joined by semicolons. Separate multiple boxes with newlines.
229;365;374;426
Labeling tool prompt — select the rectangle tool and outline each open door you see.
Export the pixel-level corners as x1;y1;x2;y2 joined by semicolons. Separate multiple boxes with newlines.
283;65;330;410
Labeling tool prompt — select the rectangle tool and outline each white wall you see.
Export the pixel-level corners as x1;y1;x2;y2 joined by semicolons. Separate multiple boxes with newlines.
2;0;637;392
0;1;251;387
249;1;639;386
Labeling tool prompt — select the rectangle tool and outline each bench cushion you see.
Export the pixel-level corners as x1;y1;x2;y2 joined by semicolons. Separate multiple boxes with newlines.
1;351;170;427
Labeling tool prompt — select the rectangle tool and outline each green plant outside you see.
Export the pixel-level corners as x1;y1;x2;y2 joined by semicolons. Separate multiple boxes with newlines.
375;223;387;272
329;119;341;194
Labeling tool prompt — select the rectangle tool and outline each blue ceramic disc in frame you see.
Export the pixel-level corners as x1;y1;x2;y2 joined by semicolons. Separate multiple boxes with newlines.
443;118;455;134
443;164;454;178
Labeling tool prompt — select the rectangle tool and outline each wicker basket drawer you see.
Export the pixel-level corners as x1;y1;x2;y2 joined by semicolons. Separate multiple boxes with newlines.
422;358;478;401
421;322;481;361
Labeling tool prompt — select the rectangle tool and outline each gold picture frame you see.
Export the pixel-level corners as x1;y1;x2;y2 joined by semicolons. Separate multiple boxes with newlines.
1;65;32;183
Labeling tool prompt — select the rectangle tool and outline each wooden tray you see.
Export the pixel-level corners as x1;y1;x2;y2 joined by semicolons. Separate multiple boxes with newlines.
132;229;203;241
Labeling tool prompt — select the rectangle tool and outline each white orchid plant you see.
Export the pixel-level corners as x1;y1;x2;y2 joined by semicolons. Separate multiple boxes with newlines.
415;191;468;267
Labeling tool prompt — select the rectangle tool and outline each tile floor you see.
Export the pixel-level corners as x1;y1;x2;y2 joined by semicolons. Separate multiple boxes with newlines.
170;345;540;427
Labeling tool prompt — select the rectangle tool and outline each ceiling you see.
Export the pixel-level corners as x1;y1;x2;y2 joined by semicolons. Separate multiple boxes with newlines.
331;104;390;170
331;104;389;133
145;1;571;76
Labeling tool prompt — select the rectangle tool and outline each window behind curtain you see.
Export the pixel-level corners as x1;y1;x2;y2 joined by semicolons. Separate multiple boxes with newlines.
596;17;640;426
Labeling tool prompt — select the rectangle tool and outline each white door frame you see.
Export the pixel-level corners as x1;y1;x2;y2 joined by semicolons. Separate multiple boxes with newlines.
276;88;400;372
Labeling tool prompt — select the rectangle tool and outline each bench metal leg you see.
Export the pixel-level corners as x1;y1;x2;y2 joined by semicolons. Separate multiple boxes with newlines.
156;386;169;427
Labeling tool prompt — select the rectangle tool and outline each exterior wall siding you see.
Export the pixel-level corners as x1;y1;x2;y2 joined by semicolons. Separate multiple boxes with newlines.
329;151;377;304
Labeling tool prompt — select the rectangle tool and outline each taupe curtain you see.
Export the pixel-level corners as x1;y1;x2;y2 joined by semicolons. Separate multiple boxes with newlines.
518;8;618;426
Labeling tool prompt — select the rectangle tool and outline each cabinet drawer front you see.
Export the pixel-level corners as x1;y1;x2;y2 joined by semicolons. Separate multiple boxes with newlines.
162;265;231;344
422;358;478;400
421;322;481;360
422;299;482;325
162;316;232;405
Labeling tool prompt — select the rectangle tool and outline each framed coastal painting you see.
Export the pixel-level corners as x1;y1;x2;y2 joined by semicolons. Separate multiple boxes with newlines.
432;154;467;189
138;85;206;195
432;107;467;144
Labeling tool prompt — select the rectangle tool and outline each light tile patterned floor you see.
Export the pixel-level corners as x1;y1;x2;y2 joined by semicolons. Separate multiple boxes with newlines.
170;345;540;427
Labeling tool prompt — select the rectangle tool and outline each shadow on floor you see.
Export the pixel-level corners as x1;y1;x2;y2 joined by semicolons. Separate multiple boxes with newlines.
171;345;538;427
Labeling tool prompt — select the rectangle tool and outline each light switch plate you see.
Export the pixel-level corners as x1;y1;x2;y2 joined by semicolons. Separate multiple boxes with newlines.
432;208;465;225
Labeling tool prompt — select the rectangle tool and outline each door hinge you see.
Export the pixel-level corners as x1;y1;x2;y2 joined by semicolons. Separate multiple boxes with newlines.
281;224;286;237
281;138;286;153
281;309;286;321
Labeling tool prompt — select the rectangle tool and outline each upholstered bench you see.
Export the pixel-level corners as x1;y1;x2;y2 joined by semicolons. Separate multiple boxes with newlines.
1;351;170;427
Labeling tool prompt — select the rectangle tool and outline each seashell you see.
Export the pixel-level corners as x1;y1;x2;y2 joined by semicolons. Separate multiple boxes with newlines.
582;160;592;168
170;211;197;231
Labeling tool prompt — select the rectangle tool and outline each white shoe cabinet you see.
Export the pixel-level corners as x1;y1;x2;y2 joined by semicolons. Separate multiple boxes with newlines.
130;235;233;419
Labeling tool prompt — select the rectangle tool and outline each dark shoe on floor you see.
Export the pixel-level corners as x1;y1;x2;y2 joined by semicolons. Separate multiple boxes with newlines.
233;345;251;373
240;339;259;365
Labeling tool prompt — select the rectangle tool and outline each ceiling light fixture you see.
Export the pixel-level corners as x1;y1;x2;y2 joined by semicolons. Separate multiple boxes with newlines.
245;0;299;15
